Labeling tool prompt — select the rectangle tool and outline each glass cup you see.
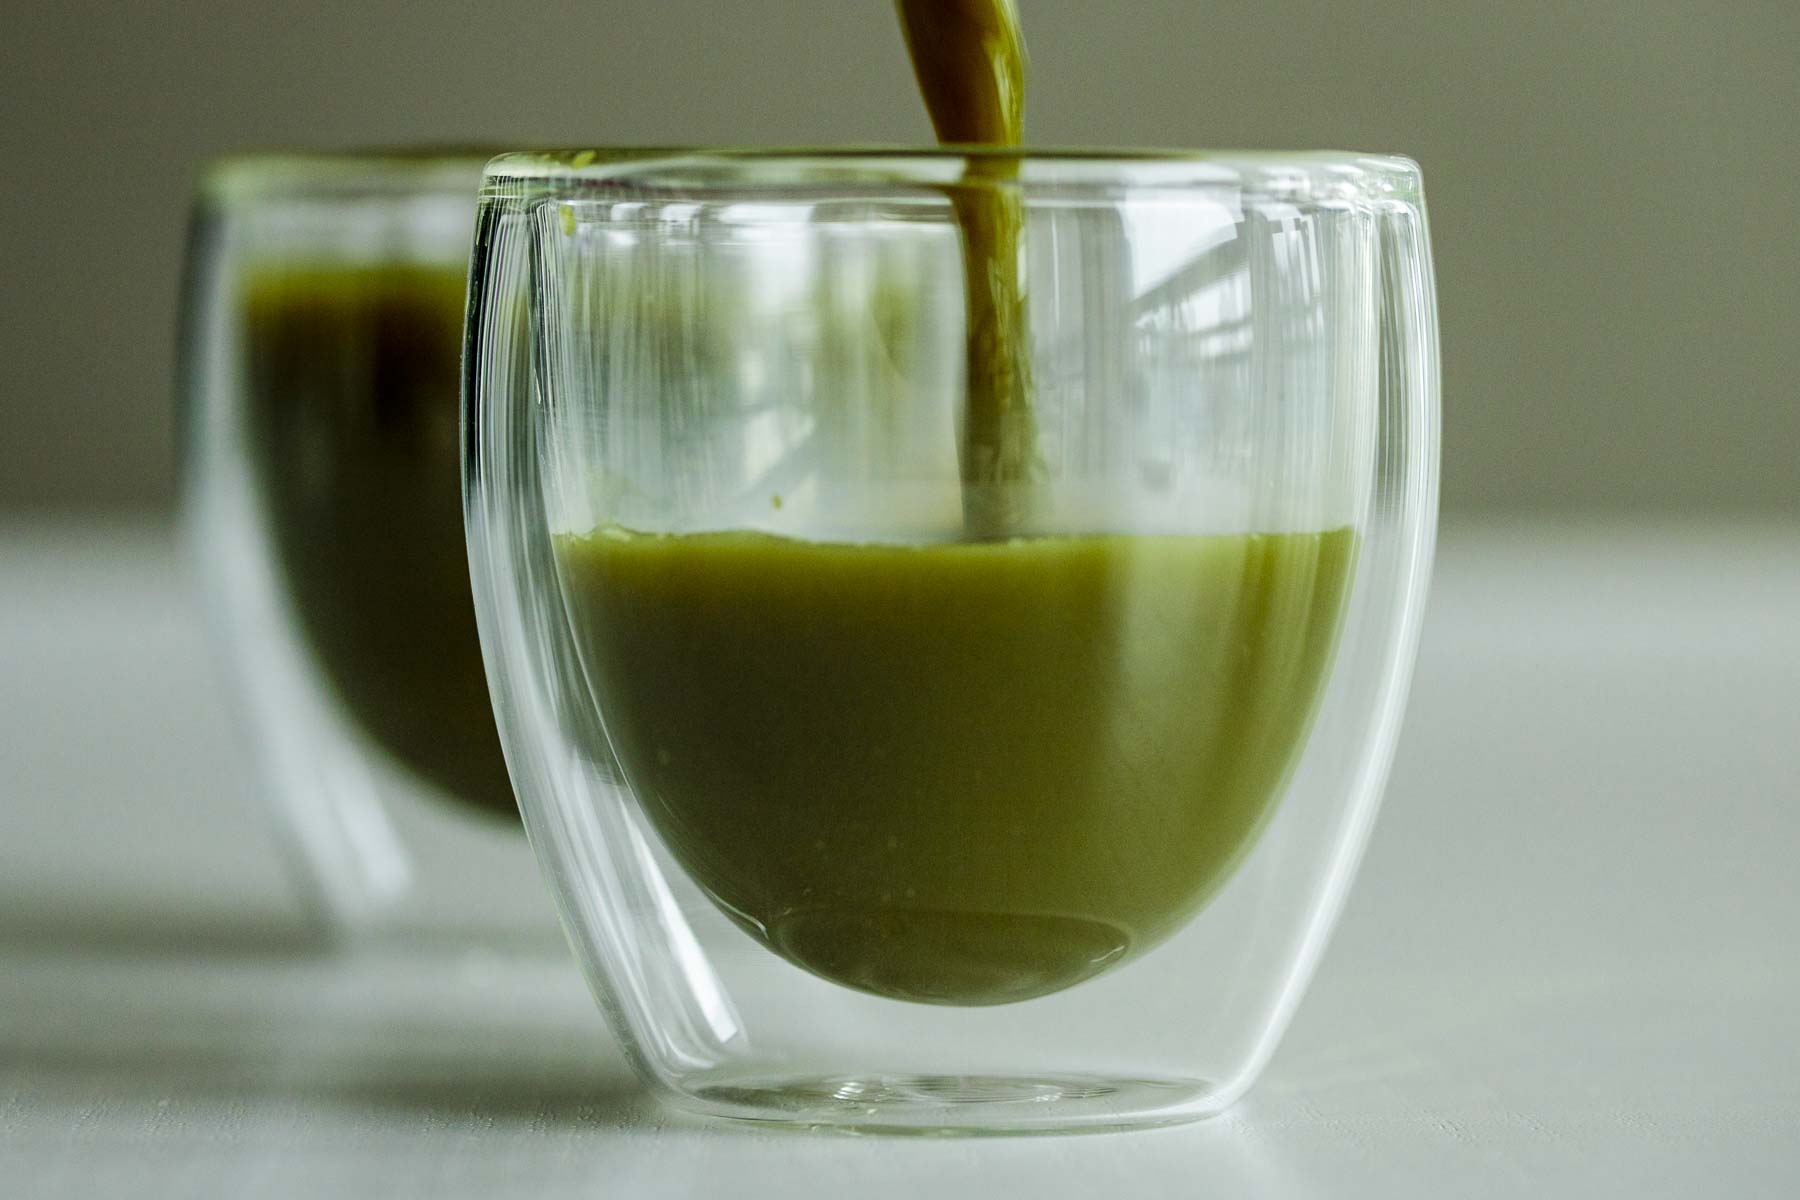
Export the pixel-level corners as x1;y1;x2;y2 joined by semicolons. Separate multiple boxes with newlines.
465;149;1439;1130
179;150;559;947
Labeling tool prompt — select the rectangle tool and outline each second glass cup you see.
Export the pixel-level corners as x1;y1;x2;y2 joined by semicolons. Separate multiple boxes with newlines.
180;151;553;946
466;149;1439;1130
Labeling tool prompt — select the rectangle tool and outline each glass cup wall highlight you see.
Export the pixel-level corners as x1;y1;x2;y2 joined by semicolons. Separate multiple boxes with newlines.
181;153;554;945
465;150;1439;1130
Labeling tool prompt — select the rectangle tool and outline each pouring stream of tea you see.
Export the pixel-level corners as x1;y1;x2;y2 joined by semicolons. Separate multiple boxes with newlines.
894;0;1038;538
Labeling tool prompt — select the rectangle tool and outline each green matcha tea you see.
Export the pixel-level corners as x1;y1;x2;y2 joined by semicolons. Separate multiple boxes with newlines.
242;265;515;819
555;525;1355;1004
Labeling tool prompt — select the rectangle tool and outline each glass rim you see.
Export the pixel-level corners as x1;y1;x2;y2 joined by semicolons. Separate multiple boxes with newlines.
480;145;1423;204
200;146;523;205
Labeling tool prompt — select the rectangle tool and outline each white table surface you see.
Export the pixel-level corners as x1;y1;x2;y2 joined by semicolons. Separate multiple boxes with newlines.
3;517;1797;1197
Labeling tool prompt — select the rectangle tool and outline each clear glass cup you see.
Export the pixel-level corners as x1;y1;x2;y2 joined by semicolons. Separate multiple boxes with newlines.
178;150;561;947
465;149;1439;1130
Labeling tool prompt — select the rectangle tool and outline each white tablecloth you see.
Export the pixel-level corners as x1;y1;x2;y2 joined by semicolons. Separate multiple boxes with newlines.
3;518;1796;1196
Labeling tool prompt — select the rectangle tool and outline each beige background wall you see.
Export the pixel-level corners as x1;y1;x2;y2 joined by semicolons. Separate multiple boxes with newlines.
3;0;1795;513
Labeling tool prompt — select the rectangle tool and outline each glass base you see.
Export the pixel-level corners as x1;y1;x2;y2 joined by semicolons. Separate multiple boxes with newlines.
677;1071;1230;1135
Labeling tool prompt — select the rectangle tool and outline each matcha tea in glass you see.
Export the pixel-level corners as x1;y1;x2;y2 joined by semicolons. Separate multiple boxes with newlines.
180;150;559;945
465;149;1438;1130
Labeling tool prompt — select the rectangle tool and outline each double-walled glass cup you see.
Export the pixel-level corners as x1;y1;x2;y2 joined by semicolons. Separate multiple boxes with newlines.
179;151;559;946
466;149;1438;1130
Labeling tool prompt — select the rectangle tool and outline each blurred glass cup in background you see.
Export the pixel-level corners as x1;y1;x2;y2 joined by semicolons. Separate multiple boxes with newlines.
179;150;557;948
465;148;1439;1131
